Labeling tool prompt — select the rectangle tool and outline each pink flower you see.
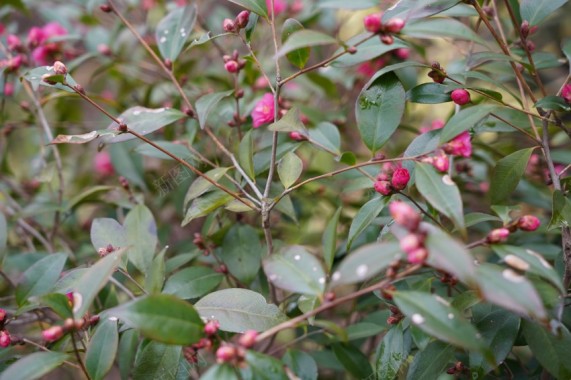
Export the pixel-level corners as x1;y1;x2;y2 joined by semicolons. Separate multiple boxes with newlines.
27;26;45;47
42;22;67;40
517;215;540;231
204;320;220;335
238;330;258;348
433;152;449;172
32;46;50;65
487;228;510;244
251;93;275;128
94;151;114;176
450;89;471;105
391;168;410;190
443;131;472;158
0;331;10;348
562;83;571;104
224;60;239;73
374;180;392;196
291;0;303;13
389;201;420;231
6;35;22;51
266;0;287;15
364;13;383;33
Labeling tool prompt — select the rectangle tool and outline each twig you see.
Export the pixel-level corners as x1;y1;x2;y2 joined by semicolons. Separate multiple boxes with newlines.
22;338;81;370
70;332;91;380
397;191;446;230
117;268;147;295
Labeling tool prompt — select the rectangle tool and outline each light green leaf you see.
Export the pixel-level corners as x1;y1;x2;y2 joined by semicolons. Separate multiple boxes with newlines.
86;318;119;380
268;106;306;132
182;191;234;226
439;105;497;143
308;122;341;156
282;349;318;380
277;30;337;57
402;18;487;45
184;167;230;207
282;19;310;69
227;0;268;18
23;66;79;92
163;266;223;299
347;197;388;250
16;253;67;305
155;5;197;61
0;351;69;380
520;0;567;26
490;148;535;205
195;90;234;129
322;207;342;272
238;131;255;180
407;83;452;104
406;341;454;380
376;324;411;380
124;205;158;273
50;130;117;144
132;341;182;380
278;152;303;189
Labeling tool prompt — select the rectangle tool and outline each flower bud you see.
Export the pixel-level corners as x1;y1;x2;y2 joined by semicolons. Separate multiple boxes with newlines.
3;82;14;97
407;247;428;264
7;35;22;51
520;20;530;39
385;18;405;33
223;18;236;33
347;46;357;54
525;40;535;52
100;4;112;12
204;320;220;336
487;228;510;244
97;43;112;56
391;168;410;190
0;309;6;323
238;330;258;348
42;326;64;342
53;61;67;75
450;89;470;105
224;60;239;73
289;131;306;141
235;11;250;29
0;331;10;348
517;215;540;231
433;154;449;172
380;34;394;45
216;345;237;363
374;180;392;196
562;84;571;104
363;13;383;33
400;233;422;254
389;201;421;231
394;48;410;60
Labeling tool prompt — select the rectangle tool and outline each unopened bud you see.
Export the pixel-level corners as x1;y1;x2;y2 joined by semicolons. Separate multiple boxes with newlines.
164;59;172;70
385;18;405;33
74;84;85;95
42;326;64;342
363;13;383;33
216;345;237;363
0;309;6;323
347;46;357;54
224;60;239;73
0;331;10;347
487;228;510;244
520;20;530;39
517;215;540;231
53;61;67;76
374;180;393;196
235;11;250;29
223;19;236;33
380;34;394;45
204;320;220;336
238;330;258;348
389;201;421;231
100;4;112;12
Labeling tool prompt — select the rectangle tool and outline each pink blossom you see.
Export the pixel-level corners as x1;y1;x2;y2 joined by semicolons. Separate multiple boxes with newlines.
291;0;303;13
42;22;67;40
27;26;45;47
0;331;10;348
32;46;50;65
216;345;237;363
443;131;472;158
433;153;449;172
266;0;288;15
204;320;220;335
251;93;275;128
562;83;571;104
385;18;405;33
94;151;114;176
391;168;410;190
6;35;22;51
400;234;421;254
420;119;444;133
517;215;540;231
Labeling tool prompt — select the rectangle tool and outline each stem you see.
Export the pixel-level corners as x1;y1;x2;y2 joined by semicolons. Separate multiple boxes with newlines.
109;276;136;299
255;264;421;342
22;339;81;370
238;34;276;94
70;332;91;380
465;238;487;249
397;191;446;230
489;113;539;143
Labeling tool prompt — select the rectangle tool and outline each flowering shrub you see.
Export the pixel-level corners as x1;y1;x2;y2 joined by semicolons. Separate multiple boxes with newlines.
0;0;571;379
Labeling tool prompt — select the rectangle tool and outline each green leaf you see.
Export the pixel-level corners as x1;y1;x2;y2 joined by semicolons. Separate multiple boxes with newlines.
145;247;166;294
475;264;547;321
155;5;197;61
163;266;223;299
282;349;318;380
383;0;461;21
0;212;6;258
402;18;487;45
90;218;128;252
132;341;182;380
331;242;403;288
239;131;255;180
195;288;287;333
277;30;337;57
406;83;452;104
268;106;306;133
439;105;497;143
520;0;567;26
415;163;465;233
134;141;193;160
322;207;342;272
103;107;186;144
469;308;520;375
282;19;310;69
73;250;125;318
124;205;158;273
195;90;234;129
278;152;303;189
39;293;73;319
86;318;119;380
118;329;139;380
562;38;571;75
522;320;571;379
534;95;571;112
0;351;69;380
66;186;115;211
184;167;230;207
490;148;535;205
23;66;79;92
163;267;224;299
376;324;411;380
227;0;268;18
50;130;117;144
356;72;405;153
220;225;263;285
492;245;563;293
112;294;203;345
347;197;388;250
406;341;454;380
308;122;341;156
241;351;288;380
264;246;326;296
16;253;67;305
182;191;234;226
549;190;571;230
332;343;373;379
332;34;408;67
393;291;484;351
347;323;384;340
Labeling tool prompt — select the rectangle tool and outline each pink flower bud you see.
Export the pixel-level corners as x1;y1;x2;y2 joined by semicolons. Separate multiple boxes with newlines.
391;168;410;190
3;82;14;97
525;40;535;52
223;18;236;33
235;11;250;29
562;84;571;104
53;61;67;75
520;20;530;39
407;247;428;264
6;35;22;51
204;320;220;335
517;215;540;231
450;89;470;105
42;326;64;342
400;233;421;254
363;13;383;33
389;201;421;231
385;18;405;33
238;330;258;348
0;309;6;323
224;60;239;73
289;131;306;141
487;228;510;244
94;151;114;176
394;48;410;60
380;34;394;45
443;131;472;158
97;44;112;56
374;180;392;196
433;154;449;172
27;26;45;47
0;331;10;348
216;345;237;363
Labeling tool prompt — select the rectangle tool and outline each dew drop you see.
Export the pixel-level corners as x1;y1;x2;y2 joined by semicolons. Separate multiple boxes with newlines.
442;175;455;186
332;271;341;282
411;314;425;324
356;264;368;278
180;28;186;33
160;36;167;43
294;254;301;261
448;313;454;319
318;277;325;284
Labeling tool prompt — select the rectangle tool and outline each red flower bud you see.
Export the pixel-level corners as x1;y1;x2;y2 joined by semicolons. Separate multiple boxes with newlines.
204;320;220;336
374;180;393;196
389;201;421;231
400;233;422;254
407;247;428;264
385;18;405;33
517;215;540;231
235;11;250;29
238;330;258;348
42;326;64;342
380;34;394;45
562;84;571;104
223;19;236;33
487;228;510;244
363;13;383;33
520;20;530;39
450;89;470;105
53;61;67;75
394;48;410;60
216;345;237;363
391;168;410;190
0;331;10;348
224;60;239;73
289;131;306;141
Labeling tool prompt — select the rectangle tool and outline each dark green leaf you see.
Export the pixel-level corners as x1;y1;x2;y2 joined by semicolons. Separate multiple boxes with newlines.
520;0;567;25
347;322;384;340
534;95;571;112
0;352;69;380
118;329;139;380
562;38;571;75
132;341;182;380
124;204;158;273
16;253;67;305
220;225;263;285
182;191;234;226
406;341;454;380
145;247;166;294
227;0;268;18
112;294;203;345
282;19;310;69
86;318;119;380
0;212;6;258
439;105;497;143
322;207;342;272
376;324;411;380
241;351;288;380
549;190;571;230
134;141;193;160
332;343;373;379
356;72;405;153
163;266;223;299
268;106;306;133
196;90;234;129
347;197;388;250
282;349;318;380
522;320;571;379
277;30;337;57
490;148;535;204
406;83;452;104
90;218;128;252
239;131;255;180
307;122;340;156
40;293;73;319
155;5;197;61
195;288;287;333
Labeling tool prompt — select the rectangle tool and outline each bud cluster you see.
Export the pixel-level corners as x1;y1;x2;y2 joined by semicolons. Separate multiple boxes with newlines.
389;201;429;265
223;11;250;33
486;215;541;244
374;165;410;196
363;13;405;45
386;305;404;325
42;315;100;343
223;50;246;74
